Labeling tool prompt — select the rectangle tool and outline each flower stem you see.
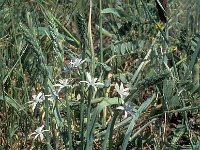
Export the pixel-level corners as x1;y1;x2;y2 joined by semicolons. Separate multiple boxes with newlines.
86;86;93;149
64;87;73;149
44;76;50;149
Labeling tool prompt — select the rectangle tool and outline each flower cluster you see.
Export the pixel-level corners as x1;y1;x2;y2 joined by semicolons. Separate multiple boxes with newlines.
28;71;104;111
28;57;138;143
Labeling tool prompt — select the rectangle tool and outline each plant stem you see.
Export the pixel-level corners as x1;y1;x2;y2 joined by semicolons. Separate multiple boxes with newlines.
65;87;73;149
44;75;50;149
85;1;96;149
88;0;95;76
99;0;107;131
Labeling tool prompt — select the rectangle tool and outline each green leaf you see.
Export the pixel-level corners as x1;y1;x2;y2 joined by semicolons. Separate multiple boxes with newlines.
120;74;128;83
120;42;126;55
96;117;132;138
186;40;200;76
100;63;112;71
122;113;139;150
138;93;156;113
37;27;75;45
122;94;156;149
102;113;118;150
171;125;186;144
104;78;111;88
0;95;24;111
163;79;174;100
101;8;121;17
54;105;63;127
86;97;123;149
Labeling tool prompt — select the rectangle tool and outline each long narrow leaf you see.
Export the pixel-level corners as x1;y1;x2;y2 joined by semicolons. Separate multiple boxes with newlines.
122;94;156;149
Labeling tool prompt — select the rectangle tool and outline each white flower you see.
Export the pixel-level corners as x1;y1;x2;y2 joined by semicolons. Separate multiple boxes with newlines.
115;82;129;99
54;79;71;93
116;102;136;118
30;125;49;141
63;66;72;73
27;92;45;112
80;72;104;92
69;58;85;68
63;58;85;73
116;106;128;118
45;89;58;103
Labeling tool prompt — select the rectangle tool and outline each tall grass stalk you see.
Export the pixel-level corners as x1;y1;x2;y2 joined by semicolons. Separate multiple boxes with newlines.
99;0;103;67
76;10;87;149
79;66;86;150
44;75;51;149
64;87;73;149
99;0;107;131
86;1;95;149
88;0;95;76
1;0;200;149
52;14;80;47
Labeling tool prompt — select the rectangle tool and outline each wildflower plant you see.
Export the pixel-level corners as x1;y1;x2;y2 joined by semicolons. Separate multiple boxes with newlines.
2;0;199;149
30;125;49;141
69;58;85;68
63;58;85;73
45;88;58;103
54;79;71;94
80;72;104;92
27;92;45;112
116;101;137;118
115;82;129;99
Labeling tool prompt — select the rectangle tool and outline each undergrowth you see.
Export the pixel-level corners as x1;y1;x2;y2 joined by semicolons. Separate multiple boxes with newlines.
0;0;200;149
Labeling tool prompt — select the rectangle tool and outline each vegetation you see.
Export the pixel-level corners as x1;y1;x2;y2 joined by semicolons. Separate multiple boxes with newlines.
0;0;200;149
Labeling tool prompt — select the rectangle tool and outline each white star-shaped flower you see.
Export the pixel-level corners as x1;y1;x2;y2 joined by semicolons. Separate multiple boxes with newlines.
27;92;45;112
63;66;72;73
30;125;49;141
69;58;85;68
116;106;128;118
54;79;71;93
80;72;104;92
116;102;136;118
115;82;129;99
45;89;58;103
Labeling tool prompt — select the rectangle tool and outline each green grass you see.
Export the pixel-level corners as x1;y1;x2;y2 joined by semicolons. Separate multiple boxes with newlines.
0;0;200;149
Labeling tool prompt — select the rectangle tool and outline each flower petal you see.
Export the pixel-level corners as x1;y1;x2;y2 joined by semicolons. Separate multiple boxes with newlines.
116;106;125;110
59;79;64;84
79;81;89;84
115;83;120;92
94;82;104;86
94;86;97;92
54;84;63;87
122;88;129;92
39;133;44;141
120;83;124;91
124;111;128;118
93;78;98;83
35;125;44;133
33;134;39;140
31;103;37;112
29;132;37;136
122;92;129;96
86;72;92;82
